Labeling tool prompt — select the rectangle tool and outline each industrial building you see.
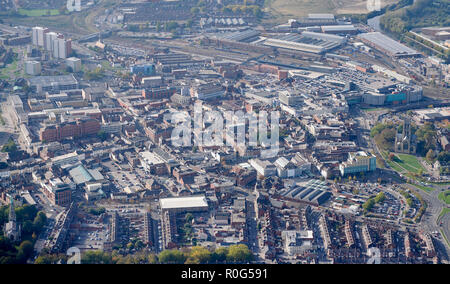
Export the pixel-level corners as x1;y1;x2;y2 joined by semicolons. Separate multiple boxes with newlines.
278;179;332;205
263;32;345;54
290;14;337;27
321;25;358;35
358;32;421;58
190;83;225;100
28;75;79;93
130;63;155;76
217;29;261;43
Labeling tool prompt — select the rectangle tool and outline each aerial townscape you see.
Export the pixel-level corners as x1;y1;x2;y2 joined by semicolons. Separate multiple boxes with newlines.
0;0;449;266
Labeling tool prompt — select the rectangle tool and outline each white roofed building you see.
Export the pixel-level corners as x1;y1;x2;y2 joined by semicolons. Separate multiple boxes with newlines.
160;195;209;213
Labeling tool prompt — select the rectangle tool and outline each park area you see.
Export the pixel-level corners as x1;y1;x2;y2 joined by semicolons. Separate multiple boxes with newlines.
382;151;435;192
384;152;426;175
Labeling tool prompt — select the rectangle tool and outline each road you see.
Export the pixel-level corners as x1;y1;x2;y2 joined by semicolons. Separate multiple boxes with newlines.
356;104;450;259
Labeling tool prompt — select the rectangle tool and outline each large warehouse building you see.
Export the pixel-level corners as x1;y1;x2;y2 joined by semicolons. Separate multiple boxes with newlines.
263;32;345;54
28;75;79;94
277;179;332;205
358;32;421;58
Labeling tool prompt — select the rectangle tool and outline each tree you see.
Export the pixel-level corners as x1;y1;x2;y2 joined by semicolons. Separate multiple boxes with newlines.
1;139;17;153
158;249;187;264
185;213;194;223
17;240;33;262
226;244;253;263
15;204;38;223
415;122;437;156
437;151;450;165
186;246;211;264
426;149;435;162
211;247;228;263
81;251;114;264
388;152;395;161
22;220;34;235
33;211;47;233
374;192;386;203
35;254;64;264
363;198;376;213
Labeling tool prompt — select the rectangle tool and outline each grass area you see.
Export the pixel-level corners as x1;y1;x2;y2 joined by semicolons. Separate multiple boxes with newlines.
387;159;405;172
438;191;450;205
18;9;60;17
0;58;18;81
438;207;450;220
408;182;435;193
2;12;88;35
395;154;425;174
431;181;450;186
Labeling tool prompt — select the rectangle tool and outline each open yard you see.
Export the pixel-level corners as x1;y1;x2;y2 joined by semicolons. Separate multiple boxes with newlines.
265;0;401;19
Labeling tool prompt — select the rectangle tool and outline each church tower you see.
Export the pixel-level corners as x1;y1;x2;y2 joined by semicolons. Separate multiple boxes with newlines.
3;197;21;241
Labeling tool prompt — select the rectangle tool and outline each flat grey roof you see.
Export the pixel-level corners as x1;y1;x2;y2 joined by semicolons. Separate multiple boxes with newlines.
28;74;78;87
359;32;419;56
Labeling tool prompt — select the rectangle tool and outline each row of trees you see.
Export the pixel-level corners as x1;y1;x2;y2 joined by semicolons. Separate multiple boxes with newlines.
221;5;262;18
0;236;34;264
38;244;254;264
371;122;397;151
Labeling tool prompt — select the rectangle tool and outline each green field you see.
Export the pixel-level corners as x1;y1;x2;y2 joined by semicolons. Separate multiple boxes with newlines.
438;191;450;205
0;59;18;80
382;151;426;175
395;154;425;174
266;0;400;19
18;9;60;17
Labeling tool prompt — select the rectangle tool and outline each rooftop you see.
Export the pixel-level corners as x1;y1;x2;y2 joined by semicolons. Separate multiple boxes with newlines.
160;195;208;210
